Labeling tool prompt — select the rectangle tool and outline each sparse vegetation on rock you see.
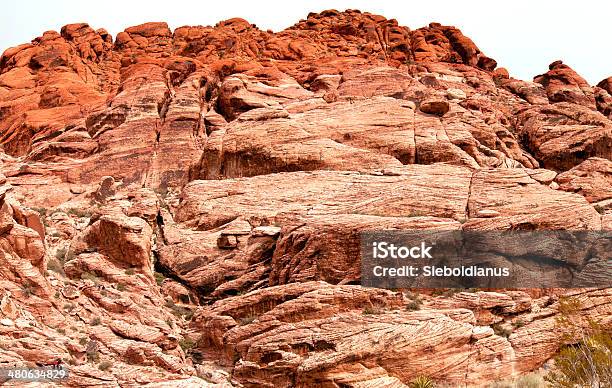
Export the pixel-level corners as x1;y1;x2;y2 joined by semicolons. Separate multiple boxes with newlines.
545;297;612;387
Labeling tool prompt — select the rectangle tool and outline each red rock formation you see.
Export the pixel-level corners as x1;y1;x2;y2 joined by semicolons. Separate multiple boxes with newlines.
0;8;611;387
556;157;612;205
534;60;595;107
516;103;612;170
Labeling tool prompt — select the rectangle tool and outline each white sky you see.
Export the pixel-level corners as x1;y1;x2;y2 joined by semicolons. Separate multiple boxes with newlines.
1;0;610;84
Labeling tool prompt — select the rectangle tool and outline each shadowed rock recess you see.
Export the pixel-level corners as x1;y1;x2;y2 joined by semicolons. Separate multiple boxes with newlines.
0;9;610;387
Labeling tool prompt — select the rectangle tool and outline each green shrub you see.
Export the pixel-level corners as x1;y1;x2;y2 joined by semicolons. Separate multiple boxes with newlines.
124;268;135;276
486;381;513;388
32;207;48;217
116;283;126;291
545;333;612;387
545;297;612;387
487;372;547;388
409;376;435;388
408;210;426;217
183;309;195;321
179;336;196;353
55;247;67;260
362;306;384;315
515;373;545;388
65;249;76;262
90;317;101;326
86;349;99;363
22;283;35;297
165;299;195;320
238;315;257;325
80;272;99;284
56;247;76;264
47;258;65;276
65;208;92;218
79;337;88;345
98;361;112;371
406;300;422;311
492;323;512;338
404;291;423;311
431;288;471;297
154;271;166;286
32;207;49;226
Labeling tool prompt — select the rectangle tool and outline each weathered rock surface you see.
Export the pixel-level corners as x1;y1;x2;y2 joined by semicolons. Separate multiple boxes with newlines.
192;284;492;387
516;103;612;170
0;188;225;386
0;8;611;388
189;283;611;387
534;60;595;108
555;157;612;204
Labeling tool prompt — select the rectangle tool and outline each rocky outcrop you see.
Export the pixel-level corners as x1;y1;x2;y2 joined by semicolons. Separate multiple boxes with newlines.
555;157;612;205
157;164;603;305
516;103;612;170
0;186;51;298
0;187;222;386
189;284;612;387
3;11;607;189
0;8;611;388
534;60;595;108
72;210;154;274
192;284;489;387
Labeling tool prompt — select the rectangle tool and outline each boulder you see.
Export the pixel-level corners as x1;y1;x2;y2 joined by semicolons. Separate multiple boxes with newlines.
419;98;450;116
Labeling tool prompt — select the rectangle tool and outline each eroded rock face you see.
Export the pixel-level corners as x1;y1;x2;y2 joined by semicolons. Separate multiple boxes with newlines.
0;188;213;386
1;10;607;191
516;103;612;170
555;157;612;204
0;187;51;298
189;284;612;387
534;60;595;107
1;8;611;388
196;285;488;387
76;210;153;273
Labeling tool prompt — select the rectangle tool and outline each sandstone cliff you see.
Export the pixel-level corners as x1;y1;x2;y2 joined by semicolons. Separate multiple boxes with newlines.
0;9;610;387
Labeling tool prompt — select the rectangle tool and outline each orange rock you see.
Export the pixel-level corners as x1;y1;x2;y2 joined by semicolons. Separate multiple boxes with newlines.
556;157;612;203
534;60;595;107
0;8;611;387
516;103;612;170
419;98;450;116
